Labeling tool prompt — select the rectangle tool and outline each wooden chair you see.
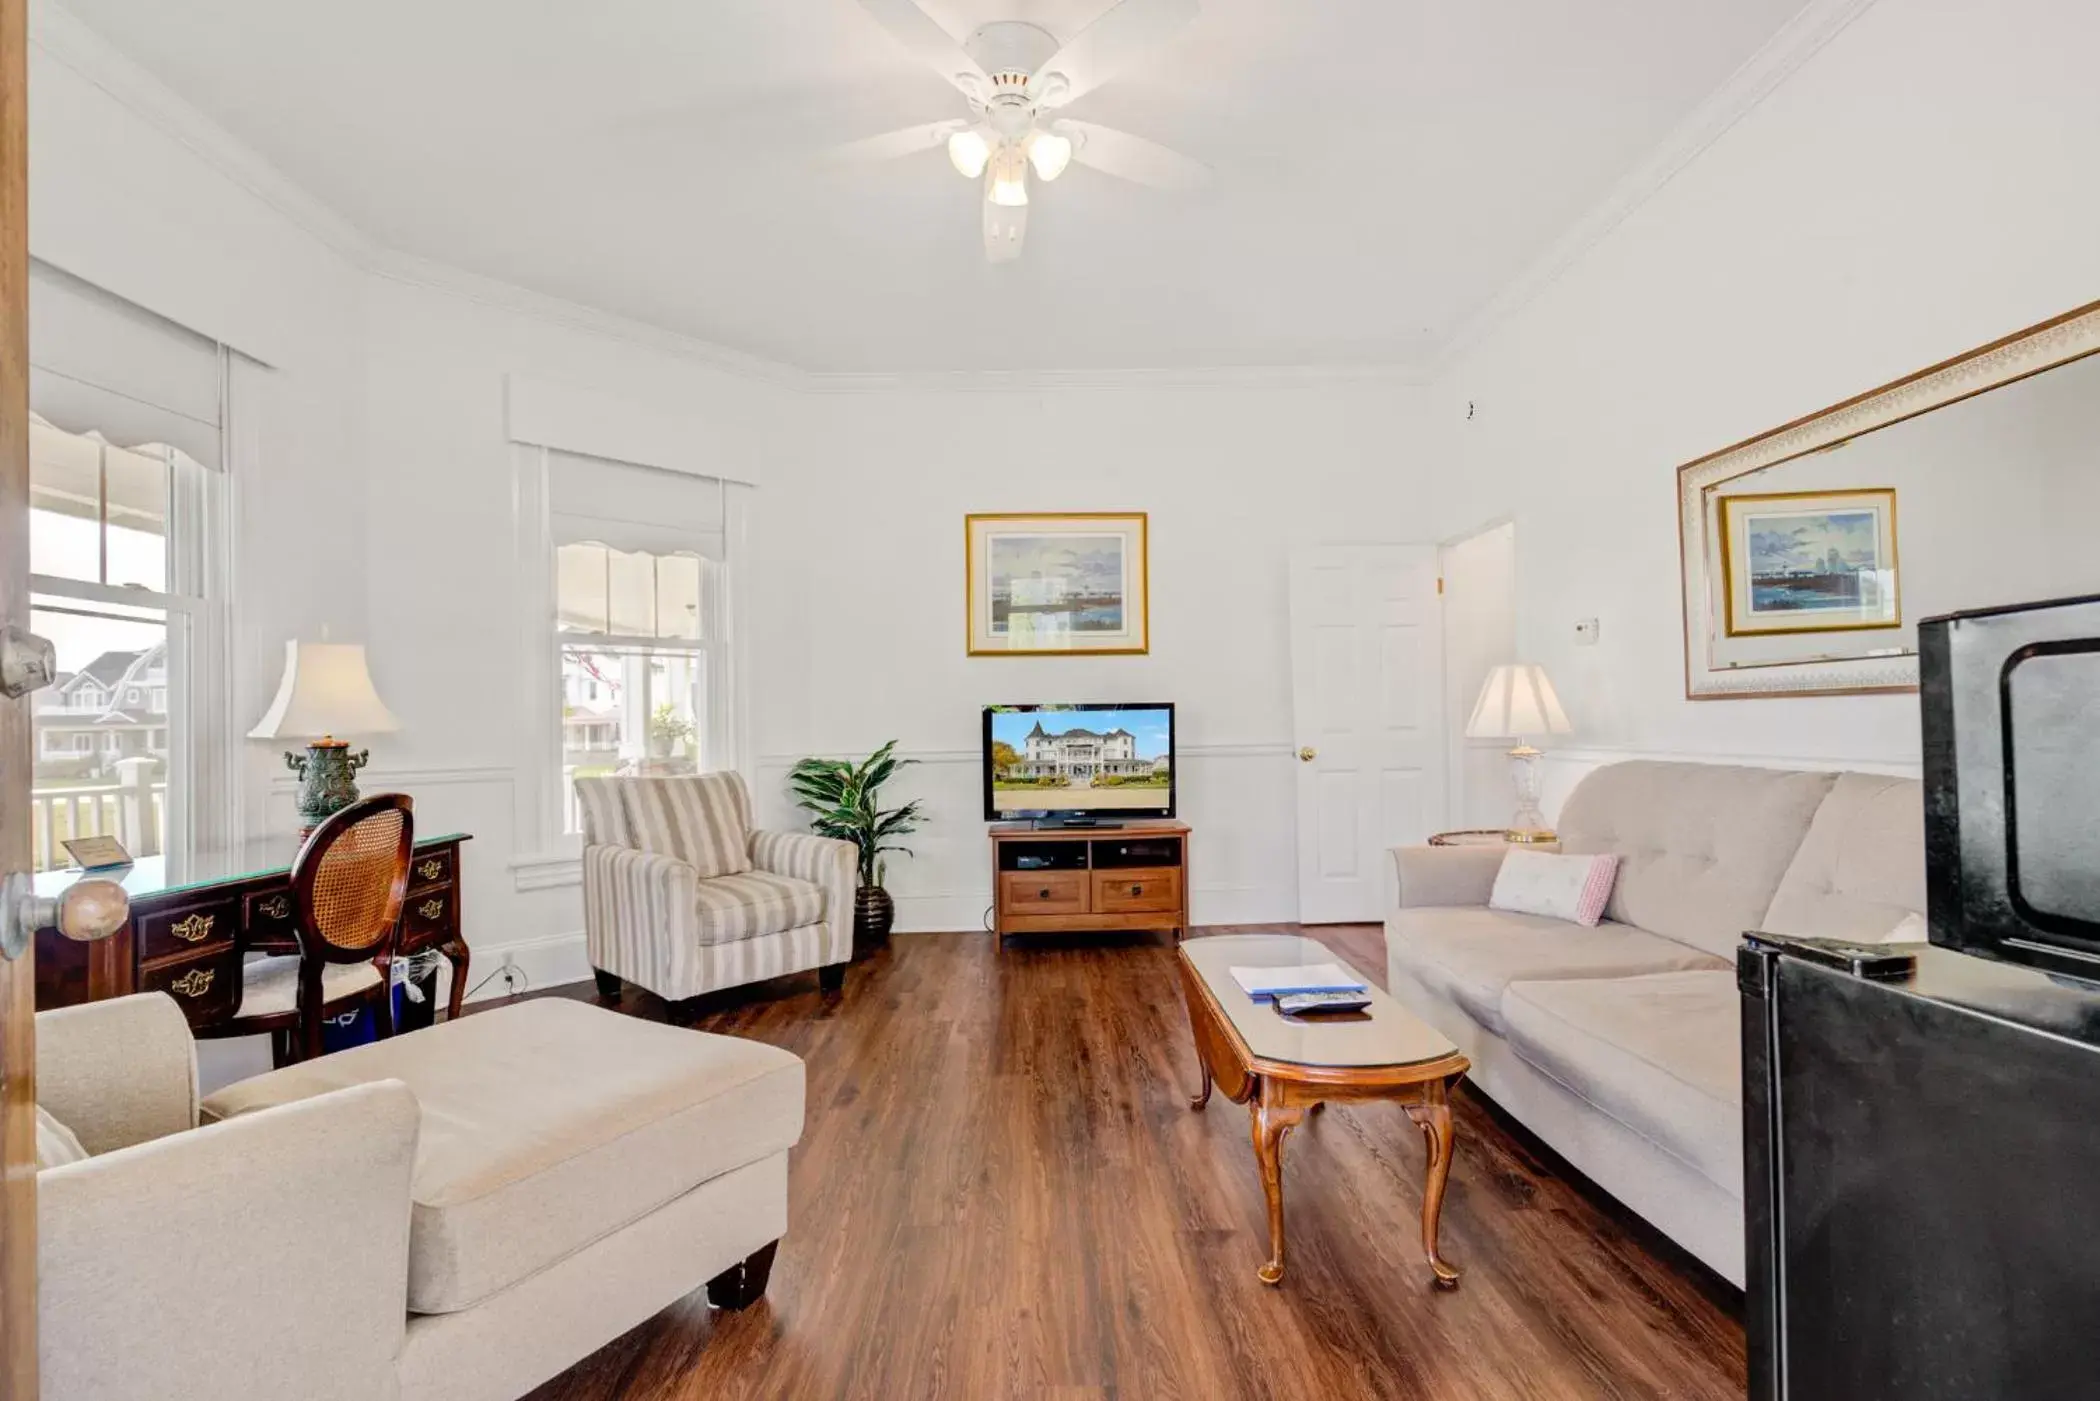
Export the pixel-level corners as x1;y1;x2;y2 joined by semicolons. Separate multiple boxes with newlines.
199;794;416;1066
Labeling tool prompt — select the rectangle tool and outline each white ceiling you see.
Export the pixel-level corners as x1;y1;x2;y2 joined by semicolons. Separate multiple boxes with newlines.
55;0;1810;374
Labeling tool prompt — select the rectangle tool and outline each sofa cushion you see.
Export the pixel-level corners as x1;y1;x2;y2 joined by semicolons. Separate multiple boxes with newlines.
620;772;754;879
1500;971;1742;1196
692;870;827;946
1557;761;1838;959
201;998;804;1314
1386;906;1726;1036
1763;772;1925;939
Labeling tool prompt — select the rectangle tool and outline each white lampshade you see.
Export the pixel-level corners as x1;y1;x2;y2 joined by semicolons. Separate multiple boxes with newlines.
1465;664;1573;740
248;642;400;741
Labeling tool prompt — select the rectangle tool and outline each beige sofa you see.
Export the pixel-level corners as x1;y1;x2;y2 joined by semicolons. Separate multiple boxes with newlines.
35;992;804;1401
1385;760;1924;1286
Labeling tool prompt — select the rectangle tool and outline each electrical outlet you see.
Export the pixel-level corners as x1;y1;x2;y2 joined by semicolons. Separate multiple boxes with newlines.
1574;617;1601;647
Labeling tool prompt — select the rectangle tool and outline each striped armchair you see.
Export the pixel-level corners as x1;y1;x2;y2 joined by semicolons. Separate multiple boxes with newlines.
577;772;855;1003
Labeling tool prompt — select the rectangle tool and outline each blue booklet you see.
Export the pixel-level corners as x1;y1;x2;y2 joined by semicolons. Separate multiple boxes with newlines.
1229;962;1368;1001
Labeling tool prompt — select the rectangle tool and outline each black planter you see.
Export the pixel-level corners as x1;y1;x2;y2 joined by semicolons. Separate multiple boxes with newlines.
853;884;895;960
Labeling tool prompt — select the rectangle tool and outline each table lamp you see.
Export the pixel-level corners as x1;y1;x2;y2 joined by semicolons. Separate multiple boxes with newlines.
1465;663;1573;843
249;641;401;835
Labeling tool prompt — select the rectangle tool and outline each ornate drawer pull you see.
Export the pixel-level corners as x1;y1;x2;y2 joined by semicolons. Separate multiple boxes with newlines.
418;898;445;921
418;859;444;882
171;912;216;944
258;895;292;921
169;967;215;998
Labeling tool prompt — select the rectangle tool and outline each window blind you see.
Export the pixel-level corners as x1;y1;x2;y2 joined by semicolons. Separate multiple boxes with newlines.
548;448;726;560
29;260;222;469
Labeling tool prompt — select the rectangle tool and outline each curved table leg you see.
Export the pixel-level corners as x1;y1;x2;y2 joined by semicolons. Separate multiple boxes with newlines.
1190;1052;1213;1110
440;938;471;1022
1251;1091;1307;1285
1405;1076;1462;1288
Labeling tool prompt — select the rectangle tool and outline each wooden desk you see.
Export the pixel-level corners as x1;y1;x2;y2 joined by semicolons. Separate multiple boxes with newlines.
32;833;472;1030
990;819;1189;945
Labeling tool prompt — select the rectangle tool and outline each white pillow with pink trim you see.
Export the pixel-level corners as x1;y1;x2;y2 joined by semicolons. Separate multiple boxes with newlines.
1487;849;1620;928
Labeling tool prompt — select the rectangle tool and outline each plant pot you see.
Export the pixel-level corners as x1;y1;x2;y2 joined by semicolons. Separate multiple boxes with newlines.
853;884;895;960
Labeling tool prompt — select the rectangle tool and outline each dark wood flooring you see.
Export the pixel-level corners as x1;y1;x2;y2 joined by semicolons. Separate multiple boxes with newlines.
517;927;1746;1400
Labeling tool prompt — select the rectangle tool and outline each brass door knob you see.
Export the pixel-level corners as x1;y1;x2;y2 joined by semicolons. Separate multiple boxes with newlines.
1297;746;1318;762
1;872;131;961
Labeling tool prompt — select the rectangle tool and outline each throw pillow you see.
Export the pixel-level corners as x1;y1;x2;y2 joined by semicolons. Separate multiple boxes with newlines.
1489;849;1620;927
36;1104;88;1170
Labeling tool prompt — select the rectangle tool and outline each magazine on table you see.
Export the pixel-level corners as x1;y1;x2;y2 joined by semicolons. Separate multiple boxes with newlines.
1229;962;1367;1001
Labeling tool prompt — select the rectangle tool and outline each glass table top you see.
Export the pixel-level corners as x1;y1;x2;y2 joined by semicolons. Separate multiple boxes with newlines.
1180;933;1458;1070
32;833;468;902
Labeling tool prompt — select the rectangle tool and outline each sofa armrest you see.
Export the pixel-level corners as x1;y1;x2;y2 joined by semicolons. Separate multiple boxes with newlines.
34;992;198;1154
1391;845;1508;909
583;843;700;985
750;829;856;966
38;1080;419;1401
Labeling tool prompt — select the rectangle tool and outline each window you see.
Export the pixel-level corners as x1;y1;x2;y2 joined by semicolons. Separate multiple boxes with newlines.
27;262;232;874
512;440;749;872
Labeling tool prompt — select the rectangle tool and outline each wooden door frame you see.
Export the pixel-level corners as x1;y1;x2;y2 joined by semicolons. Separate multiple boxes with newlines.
1;0;36;1390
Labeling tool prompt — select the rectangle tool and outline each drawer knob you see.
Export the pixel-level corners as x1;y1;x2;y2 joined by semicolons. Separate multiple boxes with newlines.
170;911;215;944
258;894;291;921
418;898;445;921
1131;884;1143;897
169;967;215;998
418;859;444;882
1038;888;1051;900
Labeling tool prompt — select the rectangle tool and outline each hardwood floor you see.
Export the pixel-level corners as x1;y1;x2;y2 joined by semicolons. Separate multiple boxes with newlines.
519;927;1746;1400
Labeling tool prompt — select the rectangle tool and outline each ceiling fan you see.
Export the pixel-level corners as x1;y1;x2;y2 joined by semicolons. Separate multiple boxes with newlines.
840;0;1209;262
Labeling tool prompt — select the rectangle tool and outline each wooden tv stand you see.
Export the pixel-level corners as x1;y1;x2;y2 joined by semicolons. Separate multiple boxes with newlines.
990;819;1190;945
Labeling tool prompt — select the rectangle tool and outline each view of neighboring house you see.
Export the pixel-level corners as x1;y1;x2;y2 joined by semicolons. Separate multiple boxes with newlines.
34;644;169;781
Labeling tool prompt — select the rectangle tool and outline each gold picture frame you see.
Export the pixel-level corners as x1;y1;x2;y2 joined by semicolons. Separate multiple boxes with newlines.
1718;488;1901;637
965;512;1149;656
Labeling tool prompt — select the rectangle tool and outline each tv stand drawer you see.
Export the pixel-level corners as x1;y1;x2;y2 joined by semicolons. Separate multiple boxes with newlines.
1091;868;1181;915
1002;871;1088;916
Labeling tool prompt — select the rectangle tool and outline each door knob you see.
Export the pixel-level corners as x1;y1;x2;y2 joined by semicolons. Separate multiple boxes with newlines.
0;625;57;699
1;873;131;961
1297;746;1318;762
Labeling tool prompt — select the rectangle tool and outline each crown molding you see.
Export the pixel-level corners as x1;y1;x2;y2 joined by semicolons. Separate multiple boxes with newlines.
30;2;379;266
1429;0;1881;380
802;360;1428;394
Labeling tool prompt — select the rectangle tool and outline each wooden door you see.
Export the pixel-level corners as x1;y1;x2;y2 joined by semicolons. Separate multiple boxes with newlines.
0;0;33;1390
1287;545;1446;924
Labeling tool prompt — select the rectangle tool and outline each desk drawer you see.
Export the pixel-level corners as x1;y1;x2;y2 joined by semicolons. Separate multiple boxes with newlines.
408;848;453;891
1091;868;1181;915
141;948;242;1027
403;888;454;945
1002;870;1088;916
136;897;238;963
245;887;298;950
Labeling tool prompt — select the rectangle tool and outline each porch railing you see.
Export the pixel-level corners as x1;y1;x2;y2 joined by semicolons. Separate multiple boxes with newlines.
29;765;166;874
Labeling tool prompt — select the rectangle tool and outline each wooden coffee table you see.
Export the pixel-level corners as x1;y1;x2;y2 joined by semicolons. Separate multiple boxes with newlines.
1177;934;1470;1288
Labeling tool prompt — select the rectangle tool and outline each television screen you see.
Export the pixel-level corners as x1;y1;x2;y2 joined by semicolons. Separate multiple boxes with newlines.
983;703;1175;821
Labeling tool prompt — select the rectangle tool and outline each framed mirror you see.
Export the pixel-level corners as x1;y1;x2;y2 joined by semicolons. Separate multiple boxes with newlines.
1678;299;2100;699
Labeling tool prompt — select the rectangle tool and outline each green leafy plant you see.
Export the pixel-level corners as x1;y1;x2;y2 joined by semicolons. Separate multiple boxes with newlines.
649;703;695;756
787;741;925;888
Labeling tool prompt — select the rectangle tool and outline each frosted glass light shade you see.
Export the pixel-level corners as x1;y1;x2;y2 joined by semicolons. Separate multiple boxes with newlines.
248;642;400;740
987;143;1029;207
1465;664;1573;740
1027;129;1073;181
947;127;990;179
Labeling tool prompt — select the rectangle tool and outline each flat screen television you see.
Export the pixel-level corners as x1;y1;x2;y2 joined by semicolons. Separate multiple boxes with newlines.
983;703;1175;826
1921;592;2100;978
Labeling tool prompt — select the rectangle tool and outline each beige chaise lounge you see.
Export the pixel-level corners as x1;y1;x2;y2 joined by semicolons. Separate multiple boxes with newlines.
1385;760;1924;1285
35;991;804;1400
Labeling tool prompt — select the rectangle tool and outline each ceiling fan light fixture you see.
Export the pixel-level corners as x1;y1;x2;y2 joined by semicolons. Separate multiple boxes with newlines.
947;126;991;179
1026;129;1073;181
986;143;1030;207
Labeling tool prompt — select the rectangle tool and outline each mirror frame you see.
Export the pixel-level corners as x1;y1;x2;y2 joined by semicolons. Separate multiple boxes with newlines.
1677;298;2100;699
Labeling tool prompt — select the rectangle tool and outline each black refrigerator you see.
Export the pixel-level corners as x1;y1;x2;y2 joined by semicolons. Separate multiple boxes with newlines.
1740;935;2100;1400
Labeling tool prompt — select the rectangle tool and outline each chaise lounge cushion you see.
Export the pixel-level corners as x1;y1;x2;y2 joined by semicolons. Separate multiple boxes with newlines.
1499;970;1742;1195
692;870;827;946
1386;906;1726;1035
202;998;804;1314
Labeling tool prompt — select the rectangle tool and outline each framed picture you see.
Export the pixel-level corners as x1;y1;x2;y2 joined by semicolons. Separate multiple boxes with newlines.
1719;488;1900;636
965;512;1149;655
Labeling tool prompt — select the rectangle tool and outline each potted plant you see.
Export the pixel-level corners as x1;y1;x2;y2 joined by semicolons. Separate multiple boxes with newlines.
787;741;925;958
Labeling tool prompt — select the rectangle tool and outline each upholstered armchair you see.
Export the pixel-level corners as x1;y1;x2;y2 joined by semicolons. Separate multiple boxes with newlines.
577;771;855;1004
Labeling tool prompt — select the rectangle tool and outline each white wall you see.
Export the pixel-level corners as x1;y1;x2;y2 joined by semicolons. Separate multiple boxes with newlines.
757;380;1429;932
1440;520;1517;829
1424;0;2100;811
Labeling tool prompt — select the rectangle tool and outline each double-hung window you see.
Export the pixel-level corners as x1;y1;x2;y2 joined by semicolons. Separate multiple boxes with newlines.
544;451;733;838
26;262;233;873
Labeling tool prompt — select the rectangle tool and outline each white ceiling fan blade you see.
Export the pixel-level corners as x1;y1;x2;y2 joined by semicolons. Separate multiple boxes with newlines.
983;197;1027;263
824;120;964;166
855;0;990;101
1029;0;1200;108
1062;121;1209;191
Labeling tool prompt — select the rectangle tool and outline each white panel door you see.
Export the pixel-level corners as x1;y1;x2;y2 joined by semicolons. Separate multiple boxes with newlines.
1288;545;1445;924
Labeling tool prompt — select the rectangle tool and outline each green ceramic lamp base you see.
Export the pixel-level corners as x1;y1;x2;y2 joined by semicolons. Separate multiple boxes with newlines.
286;738;372;836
